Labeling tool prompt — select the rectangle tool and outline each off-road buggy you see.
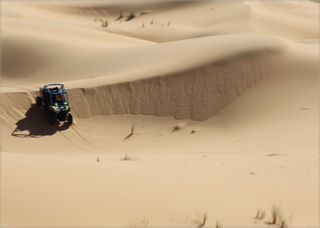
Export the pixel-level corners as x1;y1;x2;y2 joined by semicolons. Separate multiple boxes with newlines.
36;83;73;125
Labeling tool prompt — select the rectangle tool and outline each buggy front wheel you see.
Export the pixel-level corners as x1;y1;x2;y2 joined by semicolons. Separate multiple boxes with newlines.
67;113;73;125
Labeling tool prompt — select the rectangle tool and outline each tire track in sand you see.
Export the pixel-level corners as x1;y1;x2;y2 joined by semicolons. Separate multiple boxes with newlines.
16;86;37;104
58;125;111;154
15;86;111;153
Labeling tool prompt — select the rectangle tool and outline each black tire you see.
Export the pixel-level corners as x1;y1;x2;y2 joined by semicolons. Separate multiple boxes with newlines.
36;96;42;107
48;114;55;125
67;113;73;125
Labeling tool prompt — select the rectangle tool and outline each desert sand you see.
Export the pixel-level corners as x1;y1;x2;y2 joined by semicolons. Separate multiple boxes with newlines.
1;1;319;227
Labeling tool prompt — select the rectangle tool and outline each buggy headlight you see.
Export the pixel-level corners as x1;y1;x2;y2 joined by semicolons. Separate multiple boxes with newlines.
51;106;59;112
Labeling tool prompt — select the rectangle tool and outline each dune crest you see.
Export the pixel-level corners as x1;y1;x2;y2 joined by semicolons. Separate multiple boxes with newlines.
2;34;284;121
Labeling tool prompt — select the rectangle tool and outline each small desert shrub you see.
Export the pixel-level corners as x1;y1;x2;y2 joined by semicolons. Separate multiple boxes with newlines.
199;214;207;227
172;123;181;132
270;205;281;224
255;208;266;220
215;220;223;228
129;216;151;228
131;124;135;135
124;124;135;139
126;11;136;21
279;215;289;228
255;204;289;227
268;152;280;156
193;212;207;228
116;11;123;21
120;152;135;161
101;20;108;27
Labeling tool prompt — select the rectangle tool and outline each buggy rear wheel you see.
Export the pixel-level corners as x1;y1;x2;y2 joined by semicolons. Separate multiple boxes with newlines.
36;96;42;107
67;113;73;125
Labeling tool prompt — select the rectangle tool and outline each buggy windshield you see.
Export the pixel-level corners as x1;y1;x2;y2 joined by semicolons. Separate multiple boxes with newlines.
54;94;66;103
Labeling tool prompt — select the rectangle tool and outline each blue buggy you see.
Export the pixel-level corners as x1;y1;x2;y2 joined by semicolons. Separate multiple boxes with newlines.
36;83;73;125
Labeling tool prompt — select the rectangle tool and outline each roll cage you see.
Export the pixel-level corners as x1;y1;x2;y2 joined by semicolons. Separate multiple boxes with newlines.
42;83;70;105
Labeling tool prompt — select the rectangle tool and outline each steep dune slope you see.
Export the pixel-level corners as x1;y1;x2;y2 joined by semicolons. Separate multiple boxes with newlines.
1;33;314;121
66;34;285;120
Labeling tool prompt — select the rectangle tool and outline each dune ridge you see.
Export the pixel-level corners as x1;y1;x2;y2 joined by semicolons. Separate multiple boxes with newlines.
2;33;289;120
69;41;276;120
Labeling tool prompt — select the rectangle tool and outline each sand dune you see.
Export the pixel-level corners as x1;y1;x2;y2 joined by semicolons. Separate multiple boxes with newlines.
1;1;318;227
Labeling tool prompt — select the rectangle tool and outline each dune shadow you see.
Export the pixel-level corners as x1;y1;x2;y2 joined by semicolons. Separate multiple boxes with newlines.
11;104;70;138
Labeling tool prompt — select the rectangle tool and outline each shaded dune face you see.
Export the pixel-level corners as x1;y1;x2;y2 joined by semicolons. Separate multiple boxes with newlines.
68;47;276;121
